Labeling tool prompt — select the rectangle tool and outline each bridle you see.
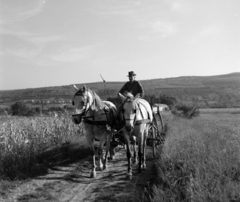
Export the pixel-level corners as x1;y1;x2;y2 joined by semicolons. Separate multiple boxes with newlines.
122;98;151;126
72;90;114;127
122;98;139;126
72;90;90;120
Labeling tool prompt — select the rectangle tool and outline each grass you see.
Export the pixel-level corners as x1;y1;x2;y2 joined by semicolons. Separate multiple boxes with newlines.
200;108;240;114
1;109;240;201
151;113;240;202
0;114;89;180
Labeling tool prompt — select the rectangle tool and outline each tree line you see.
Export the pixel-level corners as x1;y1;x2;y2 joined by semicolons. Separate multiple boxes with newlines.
0;94;199;119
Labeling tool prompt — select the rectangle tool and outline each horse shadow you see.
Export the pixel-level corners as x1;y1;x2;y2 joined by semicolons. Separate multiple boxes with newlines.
15;143;96;201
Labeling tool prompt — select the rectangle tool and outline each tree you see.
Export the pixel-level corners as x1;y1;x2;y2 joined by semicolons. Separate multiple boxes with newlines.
159;94;177;108
11;102;35;116
35;107;41;114
172;103;200;119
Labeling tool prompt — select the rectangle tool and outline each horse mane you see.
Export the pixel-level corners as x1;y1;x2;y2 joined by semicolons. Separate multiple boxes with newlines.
88;89;105;110
124;92;134;100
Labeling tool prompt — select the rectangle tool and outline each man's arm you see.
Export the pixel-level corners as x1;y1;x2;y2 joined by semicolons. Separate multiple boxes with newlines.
118;82;128;96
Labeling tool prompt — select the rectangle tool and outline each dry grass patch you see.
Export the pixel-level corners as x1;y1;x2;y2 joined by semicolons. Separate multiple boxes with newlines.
151;114;240;202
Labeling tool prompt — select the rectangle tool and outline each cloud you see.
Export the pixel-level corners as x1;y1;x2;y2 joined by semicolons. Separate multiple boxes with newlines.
150;21;177;37
0;28;64;44
51;44;101;62
0;0;46;24
0;48;39;60
190;25;224;46
0;31;64;59
27;35;65;45
51;48;87;62
170;1;187;13
199;25;223;37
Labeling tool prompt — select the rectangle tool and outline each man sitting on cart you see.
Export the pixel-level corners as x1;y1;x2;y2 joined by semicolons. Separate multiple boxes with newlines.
115;71;145;127
111;71;145;147
118;71;144;98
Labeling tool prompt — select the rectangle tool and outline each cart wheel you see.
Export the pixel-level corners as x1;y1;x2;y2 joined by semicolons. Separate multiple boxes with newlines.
151;112;164;158
151;124;156;159
153;112;164;140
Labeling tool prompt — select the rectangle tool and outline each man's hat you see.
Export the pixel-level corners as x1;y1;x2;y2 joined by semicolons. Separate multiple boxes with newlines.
127;71;136;77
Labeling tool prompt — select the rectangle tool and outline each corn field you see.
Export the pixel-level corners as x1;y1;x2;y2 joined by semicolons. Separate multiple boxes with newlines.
0;114;87;180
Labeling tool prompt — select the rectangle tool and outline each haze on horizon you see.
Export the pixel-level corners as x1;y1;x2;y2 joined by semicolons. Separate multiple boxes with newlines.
0;0;240;90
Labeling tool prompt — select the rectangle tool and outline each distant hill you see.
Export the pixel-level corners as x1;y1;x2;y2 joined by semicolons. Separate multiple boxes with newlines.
0;72;240;108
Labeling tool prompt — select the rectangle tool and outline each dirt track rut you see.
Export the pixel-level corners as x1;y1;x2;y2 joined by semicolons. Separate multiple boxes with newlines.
2;146;156;202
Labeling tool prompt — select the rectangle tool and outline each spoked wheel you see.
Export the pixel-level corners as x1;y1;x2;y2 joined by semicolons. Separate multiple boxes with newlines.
151;121;157;158
153;112;164;138
149;112;164;158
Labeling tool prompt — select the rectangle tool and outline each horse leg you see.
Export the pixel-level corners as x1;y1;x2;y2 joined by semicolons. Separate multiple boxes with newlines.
109;144;115;160
138;136;143;173
123;138;126;149
132;136;137;164
109;133;116;160
142;129;148;170
96;139;105;171
124;135;132;179
87;137;96;178
103;132;112;170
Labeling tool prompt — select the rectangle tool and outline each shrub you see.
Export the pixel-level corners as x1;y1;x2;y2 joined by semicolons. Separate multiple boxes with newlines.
10;102;35;116
172;103;200;119
48;106;65;112
159;94;177;108
35;107;41;114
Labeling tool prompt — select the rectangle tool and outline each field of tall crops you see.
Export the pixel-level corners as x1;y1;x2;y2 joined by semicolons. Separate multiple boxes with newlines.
1;110;240;202
0;114;88;180
152;113;240;202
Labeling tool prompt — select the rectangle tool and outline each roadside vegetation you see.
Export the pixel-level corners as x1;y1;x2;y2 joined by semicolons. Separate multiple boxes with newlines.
0;114;88;180
151;113;240;202
1;95;240;202
171;103;200;119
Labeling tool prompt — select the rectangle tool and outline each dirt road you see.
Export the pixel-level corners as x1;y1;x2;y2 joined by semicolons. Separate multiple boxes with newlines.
2;146;157;202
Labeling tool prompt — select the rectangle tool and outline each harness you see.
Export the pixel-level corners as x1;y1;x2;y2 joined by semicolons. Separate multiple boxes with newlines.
82;106;116;129
121;98;152;126
72;89;116;130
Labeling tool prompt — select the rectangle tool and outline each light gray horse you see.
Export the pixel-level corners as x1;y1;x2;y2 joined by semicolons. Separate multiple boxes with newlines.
118;92;153;179
72;85;117;178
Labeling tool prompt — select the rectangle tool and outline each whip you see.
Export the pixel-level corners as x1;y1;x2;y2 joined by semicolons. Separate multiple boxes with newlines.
100;74;110;98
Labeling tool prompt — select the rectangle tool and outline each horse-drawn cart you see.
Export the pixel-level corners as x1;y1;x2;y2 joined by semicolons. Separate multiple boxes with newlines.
72;85;167;178
112;104;165;158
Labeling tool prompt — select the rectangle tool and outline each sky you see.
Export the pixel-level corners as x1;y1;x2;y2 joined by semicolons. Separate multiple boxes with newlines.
0;0;239;90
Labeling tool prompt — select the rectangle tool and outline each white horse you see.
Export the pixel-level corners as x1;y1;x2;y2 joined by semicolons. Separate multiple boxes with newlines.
118;92;153;179
72;85;117;178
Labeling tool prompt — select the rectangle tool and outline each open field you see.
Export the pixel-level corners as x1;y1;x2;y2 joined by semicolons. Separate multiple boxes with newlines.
0;114;158;202
200;108;240;114
1;109;240;201
151;112;240;202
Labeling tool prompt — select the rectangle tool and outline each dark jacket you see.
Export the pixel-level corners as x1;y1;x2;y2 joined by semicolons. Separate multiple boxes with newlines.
119;80;144;97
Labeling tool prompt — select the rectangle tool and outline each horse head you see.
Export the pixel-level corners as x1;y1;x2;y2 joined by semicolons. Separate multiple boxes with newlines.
72;85;105;124
118;92;141;132
72;85;90;124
